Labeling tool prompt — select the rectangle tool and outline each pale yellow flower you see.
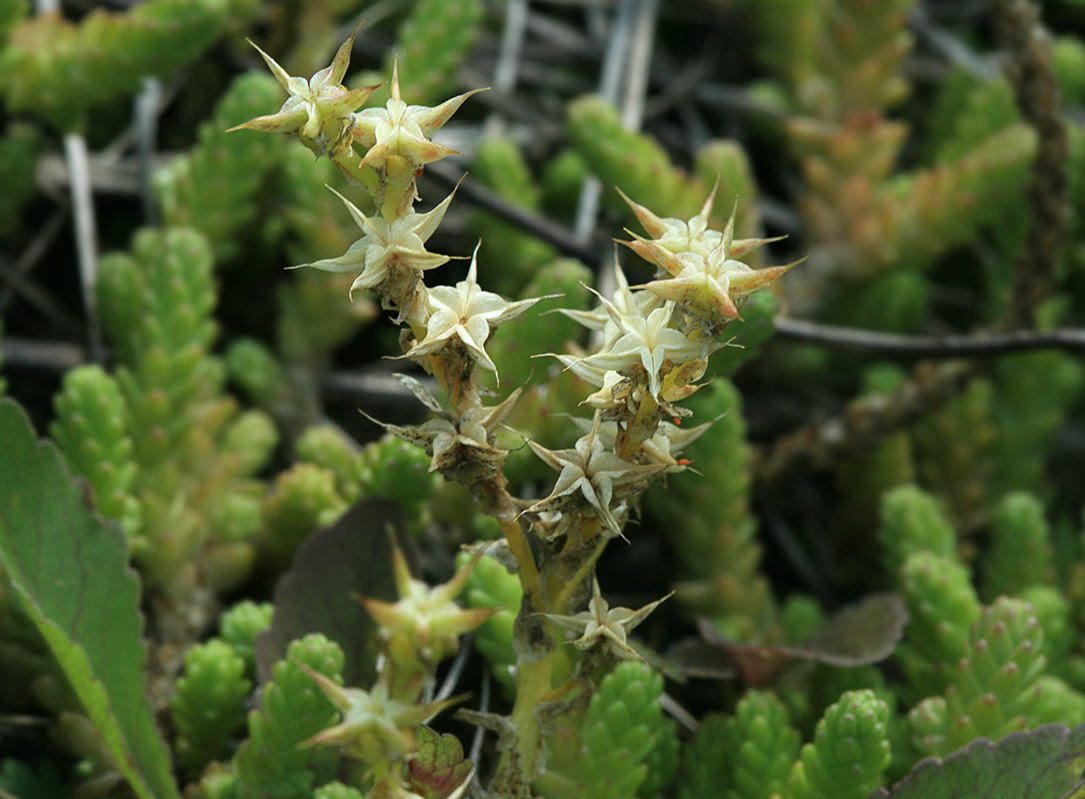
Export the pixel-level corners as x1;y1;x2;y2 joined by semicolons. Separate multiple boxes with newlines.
541;575;672;661
405;245;542;376
229;32;378;157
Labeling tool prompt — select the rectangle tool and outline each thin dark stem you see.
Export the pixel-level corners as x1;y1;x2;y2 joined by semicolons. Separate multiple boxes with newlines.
774;317;1085;358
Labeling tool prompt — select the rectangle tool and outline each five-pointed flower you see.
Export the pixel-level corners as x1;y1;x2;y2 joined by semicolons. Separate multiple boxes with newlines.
369;375;522;482
540;575;672;661
618;184;727;259
405;244;543;376
300;666;462;765
358;543;494;672
229;32;379;157
552;296;708;401
354;60;485;173
291;185;457;319
624;198;795;325
568;414;719;470
558;261;664;349
522;414;667;538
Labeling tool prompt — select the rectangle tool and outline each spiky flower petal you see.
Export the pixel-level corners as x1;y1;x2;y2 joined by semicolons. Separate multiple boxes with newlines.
523;414;666;538
405;245;542;377
293;185;458;320
230;32;378;158
619;192;794;330
541;576;672;661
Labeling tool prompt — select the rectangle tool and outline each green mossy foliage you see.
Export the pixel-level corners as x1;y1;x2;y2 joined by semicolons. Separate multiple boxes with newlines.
489;257;591;392
983;493;1054;601
391;0;484;106
788;689;892;799
0;0;227;131
877;485;956;579
51;365;142;538
572;660;675;799
648;379;774;638
156;70;288;262
220;409;279;479
727;690;802;799
296;425;363;503
678;713;732;799
910;378;996;525
226;337;288;409
97;227;219;466
219;600;274;679
639;713;680;799
262;463;348;565
231;633;345;799
471;137;557;297
566;94;696;222
313;783;365;799
170;639;252;774
897;551;981;698
356;435;440;538
989;352;1085;499
459;549;521;693
909;598;1048;758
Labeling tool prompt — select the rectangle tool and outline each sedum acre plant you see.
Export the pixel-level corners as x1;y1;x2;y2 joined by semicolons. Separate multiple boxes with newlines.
7;2;1085;799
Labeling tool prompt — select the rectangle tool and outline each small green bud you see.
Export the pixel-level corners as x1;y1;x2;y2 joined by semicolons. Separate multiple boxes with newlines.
170;639;251;773
221;410;279;478
263;463;347;564
226;338;286;407
220;601;274;678
788;690;891;799
296;425;361;502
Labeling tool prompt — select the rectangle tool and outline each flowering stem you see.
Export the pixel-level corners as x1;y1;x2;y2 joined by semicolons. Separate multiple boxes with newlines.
507;648;558;780
500;516;540;600
553;538;607;613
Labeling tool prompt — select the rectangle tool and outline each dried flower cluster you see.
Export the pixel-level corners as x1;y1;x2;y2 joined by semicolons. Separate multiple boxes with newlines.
231;29;792;795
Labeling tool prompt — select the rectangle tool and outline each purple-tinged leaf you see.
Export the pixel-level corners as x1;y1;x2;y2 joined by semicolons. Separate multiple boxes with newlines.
256;496;411;686
0;399;181;799
406;726;474;799
869;723;1085;799
677;593;907;687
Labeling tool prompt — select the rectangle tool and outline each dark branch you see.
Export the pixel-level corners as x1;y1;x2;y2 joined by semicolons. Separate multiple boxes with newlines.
774;317;1085;358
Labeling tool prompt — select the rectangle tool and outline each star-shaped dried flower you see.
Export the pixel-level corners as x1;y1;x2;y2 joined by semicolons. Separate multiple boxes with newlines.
551;296;709;401
405;245;543;377
557;262;664;349
624;199;796;326
369;374;522;484
568;415;719;470
618;184;728;259
352;60;484;213
300;667;462;765
354;61;485;171
358;540;494;674
229;32;379;158
291;185;458;320
541;575;672;661
522;414;666;538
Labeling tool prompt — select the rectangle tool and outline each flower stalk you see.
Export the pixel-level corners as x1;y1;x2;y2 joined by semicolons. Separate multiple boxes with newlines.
229;27;793;795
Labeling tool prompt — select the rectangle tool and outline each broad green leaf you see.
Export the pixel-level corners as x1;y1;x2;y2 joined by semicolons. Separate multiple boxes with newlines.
0;399;181;799
870;723;1085;799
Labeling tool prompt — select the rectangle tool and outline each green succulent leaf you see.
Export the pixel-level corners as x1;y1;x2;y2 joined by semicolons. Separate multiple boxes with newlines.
0;399;181;799
870;723;1085;799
